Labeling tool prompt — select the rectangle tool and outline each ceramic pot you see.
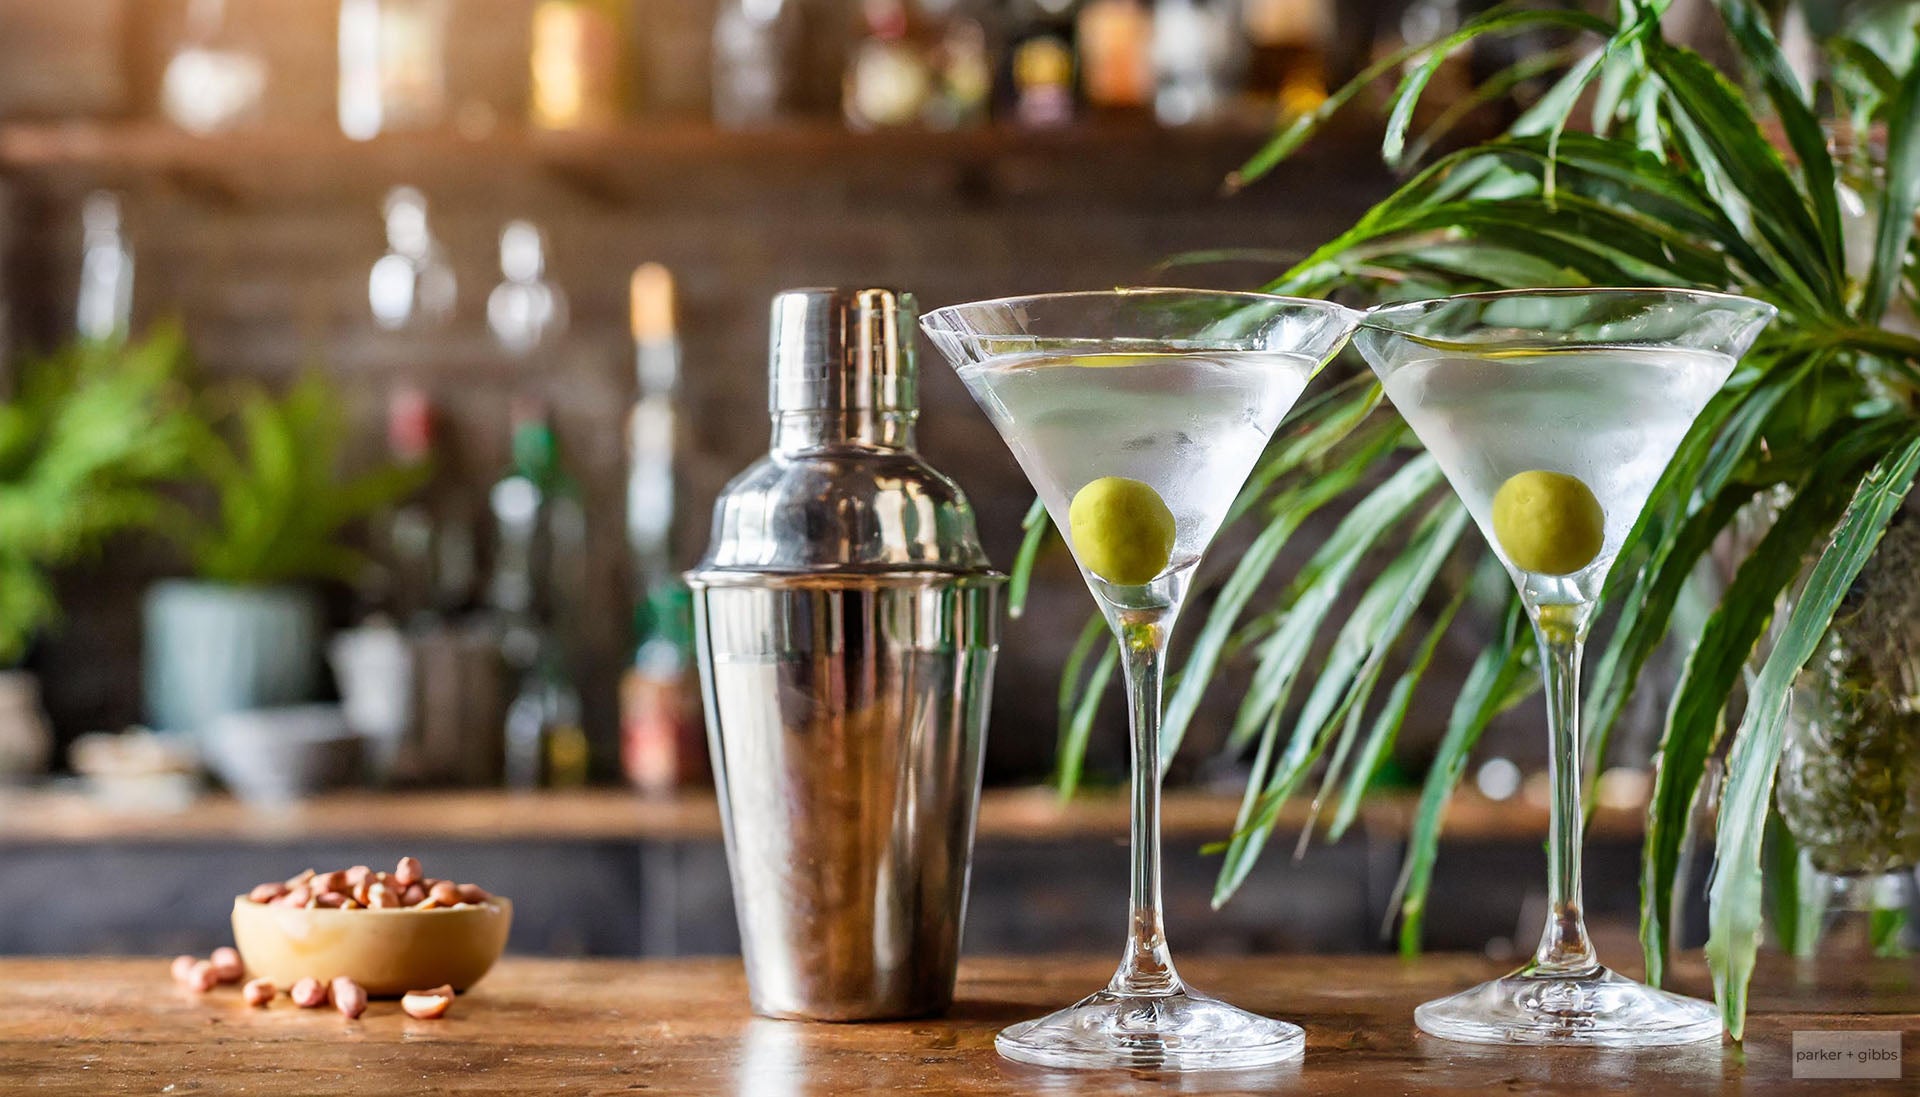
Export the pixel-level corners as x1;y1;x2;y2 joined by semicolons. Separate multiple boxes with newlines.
0;670;52;780
142;580;323;736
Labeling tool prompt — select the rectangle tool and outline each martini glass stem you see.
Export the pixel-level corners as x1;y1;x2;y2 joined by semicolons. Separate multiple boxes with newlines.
1110;611;1182;997
1531;604;1597;973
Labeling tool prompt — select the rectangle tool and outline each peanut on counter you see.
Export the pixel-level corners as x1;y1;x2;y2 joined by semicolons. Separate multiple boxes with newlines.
401;986;455;1020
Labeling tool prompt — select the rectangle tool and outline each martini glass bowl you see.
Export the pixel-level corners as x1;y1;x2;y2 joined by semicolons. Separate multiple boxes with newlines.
922;289;1360;1071
1355;287;1777;1047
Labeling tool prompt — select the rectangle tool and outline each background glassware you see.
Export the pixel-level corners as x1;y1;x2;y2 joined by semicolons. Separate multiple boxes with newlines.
1355;287;1777;1047
160;0;267;135
922;289;1359;1070
75;191;134;344
1151;0;1235;126
711;0;806;129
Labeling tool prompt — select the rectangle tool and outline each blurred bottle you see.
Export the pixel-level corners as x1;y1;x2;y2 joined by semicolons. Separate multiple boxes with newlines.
625;265;678;585
1076;0;1152;113
76;192;134;344
487;221;568;356
1385;0;1472;106
490;400;589;789
375;387;477;624
844;0;931;129
1151;0;1235;126
369;187;456;332
622;586;704;792
339;0;451;140
505;635;588;789
161;0;268;135
1241;0;1328;121
530;0;626;130
619;265;704;793
1004;0;1076;128
712;0;807;129
844;0;992;130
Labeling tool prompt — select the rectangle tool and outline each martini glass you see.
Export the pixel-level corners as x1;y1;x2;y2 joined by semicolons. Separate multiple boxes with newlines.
1355;288;1777;1046
921;289;1360;1070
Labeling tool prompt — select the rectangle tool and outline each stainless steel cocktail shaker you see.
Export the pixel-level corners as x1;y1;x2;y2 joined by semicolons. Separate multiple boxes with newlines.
687;287;1002;1021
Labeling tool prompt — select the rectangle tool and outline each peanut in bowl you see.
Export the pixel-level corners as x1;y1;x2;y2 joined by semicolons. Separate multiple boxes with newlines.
230;863;512;998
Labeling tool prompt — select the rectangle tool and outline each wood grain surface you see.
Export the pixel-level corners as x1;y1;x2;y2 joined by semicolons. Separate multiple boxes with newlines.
2;953;1914;1094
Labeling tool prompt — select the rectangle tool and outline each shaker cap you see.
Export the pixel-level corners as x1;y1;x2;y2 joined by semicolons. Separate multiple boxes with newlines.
688;286;997;578
769;288;917;416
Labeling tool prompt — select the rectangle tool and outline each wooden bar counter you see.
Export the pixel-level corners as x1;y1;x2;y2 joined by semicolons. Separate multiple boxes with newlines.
2;953;1914;1094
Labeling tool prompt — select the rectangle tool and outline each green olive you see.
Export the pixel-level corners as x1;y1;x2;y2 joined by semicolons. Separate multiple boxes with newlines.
1068;477;1176;585
1491;470;1605;576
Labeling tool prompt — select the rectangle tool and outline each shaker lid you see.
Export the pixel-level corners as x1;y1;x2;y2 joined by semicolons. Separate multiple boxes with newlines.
689;287;997;578
770;288;916;416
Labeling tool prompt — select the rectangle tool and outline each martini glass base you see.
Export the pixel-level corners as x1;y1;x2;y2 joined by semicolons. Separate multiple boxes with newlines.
1413;965;1721;1047
995;985;1305;1071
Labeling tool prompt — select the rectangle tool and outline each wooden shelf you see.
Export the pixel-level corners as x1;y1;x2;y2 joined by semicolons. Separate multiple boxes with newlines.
0;785;1647;845
0;118;1379;206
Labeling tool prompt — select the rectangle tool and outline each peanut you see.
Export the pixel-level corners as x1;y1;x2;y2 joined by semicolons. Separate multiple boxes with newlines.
401;883;427;906
428;881;460;906
400;985;454;1020
394;856;423;886
248;882;286;904
314;891;350;909
209;946;244;984
242;978;276;1008
277;885;312;908
185;960;218;994
344;865;372;889
313;871;348;895
290;977;329;1008
331;977;368;1020
169;954;198;985
283;869;315;889
367;882;401;909
456;884;490;904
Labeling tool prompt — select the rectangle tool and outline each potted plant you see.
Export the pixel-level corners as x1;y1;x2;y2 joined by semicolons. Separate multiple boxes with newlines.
144;373;425;738
1029;0;1919;1038
0;326;197;778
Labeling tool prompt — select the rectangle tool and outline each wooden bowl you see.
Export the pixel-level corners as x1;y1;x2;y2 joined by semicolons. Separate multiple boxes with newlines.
230;897;512;997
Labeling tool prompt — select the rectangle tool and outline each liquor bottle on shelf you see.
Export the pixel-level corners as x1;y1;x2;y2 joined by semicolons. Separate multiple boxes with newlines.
487;220;568;357
338;0;451;140
622;585;703;793
1151;0;1236;126
925;0;992;130
368;187;455;332
624;264;678;586
844;0;931;129
373;387;477;626
489;400;589;789
1004;0;1077;128
844;0;992;130
504;635;589;790
712;0;807;129
76;192;134;344
530;0;626;130
1076;0;1152;113
1241;0;1329;120
619;265;704;794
